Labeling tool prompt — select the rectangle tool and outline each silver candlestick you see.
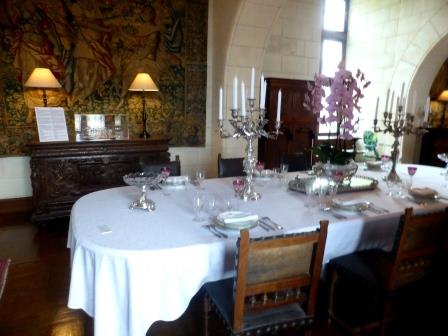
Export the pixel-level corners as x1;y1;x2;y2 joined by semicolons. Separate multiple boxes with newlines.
373;104;427;184
219;98;281;201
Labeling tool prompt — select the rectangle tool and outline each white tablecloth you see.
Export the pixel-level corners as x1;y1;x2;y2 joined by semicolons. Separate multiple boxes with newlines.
67;164;448;336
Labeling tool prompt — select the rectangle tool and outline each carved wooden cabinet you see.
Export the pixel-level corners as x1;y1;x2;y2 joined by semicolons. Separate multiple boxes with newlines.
29;138;171;222
258;78;317;168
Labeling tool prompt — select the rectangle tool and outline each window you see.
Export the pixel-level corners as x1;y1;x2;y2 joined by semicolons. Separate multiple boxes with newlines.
319;0;349;136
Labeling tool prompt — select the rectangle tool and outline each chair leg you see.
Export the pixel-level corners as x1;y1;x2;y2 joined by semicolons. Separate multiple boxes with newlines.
380;297;392;336
203;295;210;336
304;328;313;336
327;267;338;326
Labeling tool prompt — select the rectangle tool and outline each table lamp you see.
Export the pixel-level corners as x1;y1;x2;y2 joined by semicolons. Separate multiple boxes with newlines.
437;90;448;102
24;68;61;107
128;73;159;139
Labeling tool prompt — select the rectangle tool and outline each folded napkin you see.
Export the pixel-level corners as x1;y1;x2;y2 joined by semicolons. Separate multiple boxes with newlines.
366;161;382;170
217;211;259;224
409;187;438;199
332;198;369;211
255;169;275;178
166;176;188;185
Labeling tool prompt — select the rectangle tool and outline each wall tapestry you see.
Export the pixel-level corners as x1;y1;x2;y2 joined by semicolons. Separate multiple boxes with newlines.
0;0;208;155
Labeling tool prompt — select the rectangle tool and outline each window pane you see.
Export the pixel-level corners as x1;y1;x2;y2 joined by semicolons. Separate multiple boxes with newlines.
324;0;346;32
321;40;342;76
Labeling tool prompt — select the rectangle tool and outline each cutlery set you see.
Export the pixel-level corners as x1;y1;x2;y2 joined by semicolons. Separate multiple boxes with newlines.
202;216;283;238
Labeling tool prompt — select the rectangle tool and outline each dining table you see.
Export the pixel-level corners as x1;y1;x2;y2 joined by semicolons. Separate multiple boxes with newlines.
67;163;448;336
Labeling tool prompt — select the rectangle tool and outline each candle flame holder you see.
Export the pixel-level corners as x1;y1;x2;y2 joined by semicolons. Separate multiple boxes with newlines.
373;104;427;184
219;99;281;201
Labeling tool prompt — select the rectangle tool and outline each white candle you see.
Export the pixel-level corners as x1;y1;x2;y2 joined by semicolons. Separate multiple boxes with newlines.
241;81;246;117
250;67;255;99
385;88;390;112
400;82;405;106
375;97;379;120
260;74;266;109
390;91;395;114
276;89;282;122
233;76;238;110
260;73;265;109
219;87;223;120
424;96;430;122
411;91;416;116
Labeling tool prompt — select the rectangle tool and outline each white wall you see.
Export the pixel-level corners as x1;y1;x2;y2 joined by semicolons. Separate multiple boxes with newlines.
221;0;322;158
0;157;32;199
346;0;448;162
0;0;327;200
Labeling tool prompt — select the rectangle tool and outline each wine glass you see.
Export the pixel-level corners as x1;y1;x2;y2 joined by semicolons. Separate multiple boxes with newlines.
160;166;171;180
280;163;289;183
437;153;448;175
195;170;205;189
407;166;417;189
381;155;390;170
192;192;205;221
232;178;245;197
255;161;264;175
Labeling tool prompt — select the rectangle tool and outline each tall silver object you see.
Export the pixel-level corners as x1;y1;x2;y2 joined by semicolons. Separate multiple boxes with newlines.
373;104;426;183
219;98;281;201
123;172;164;211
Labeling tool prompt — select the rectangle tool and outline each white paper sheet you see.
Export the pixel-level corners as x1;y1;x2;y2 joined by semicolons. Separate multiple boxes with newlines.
35;107;69;142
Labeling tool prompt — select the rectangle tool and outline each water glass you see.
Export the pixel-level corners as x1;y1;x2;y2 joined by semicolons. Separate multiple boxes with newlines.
195;170;205;189
192;192;205;221
280;163;289;183
205;195;217;218
304;181;317;208
317;179;337;211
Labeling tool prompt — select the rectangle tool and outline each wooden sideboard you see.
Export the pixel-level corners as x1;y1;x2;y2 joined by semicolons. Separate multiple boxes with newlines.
258;78;317;168
29;138;171;222
419;128;448;167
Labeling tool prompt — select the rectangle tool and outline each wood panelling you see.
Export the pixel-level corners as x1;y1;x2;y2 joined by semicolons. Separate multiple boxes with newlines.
28;138;171;222
258;78;317;168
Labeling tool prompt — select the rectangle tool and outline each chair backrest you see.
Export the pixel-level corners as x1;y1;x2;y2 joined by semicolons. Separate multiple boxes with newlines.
280;152;311;172
388;207;448;291
0;258;11;301
218;153;244;178
232;221;329;331
139;155;181;176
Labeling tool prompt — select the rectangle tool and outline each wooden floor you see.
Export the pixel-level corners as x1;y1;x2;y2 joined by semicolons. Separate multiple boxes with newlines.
0;212;445;336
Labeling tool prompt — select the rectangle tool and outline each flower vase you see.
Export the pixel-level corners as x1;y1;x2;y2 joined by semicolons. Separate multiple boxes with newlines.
322;160;358;186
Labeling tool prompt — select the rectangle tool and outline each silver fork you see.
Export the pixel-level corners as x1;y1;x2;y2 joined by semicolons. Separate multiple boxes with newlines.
203;224;228;238
260;217;283;230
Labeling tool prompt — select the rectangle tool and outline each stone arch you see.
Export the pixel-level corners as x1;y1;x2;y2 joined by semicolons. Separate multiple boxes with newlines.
394;2;448;162
219;0;287;158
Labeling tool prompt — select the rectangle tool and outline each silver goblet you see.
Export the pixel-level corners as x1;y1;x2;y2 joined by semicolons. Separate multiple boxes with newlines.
123;172;164;211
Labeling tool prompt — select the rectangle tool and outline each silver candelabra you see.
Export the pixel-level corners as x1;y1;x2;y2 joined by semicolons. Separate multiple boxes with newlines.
373;104;427;183
219;98;281;201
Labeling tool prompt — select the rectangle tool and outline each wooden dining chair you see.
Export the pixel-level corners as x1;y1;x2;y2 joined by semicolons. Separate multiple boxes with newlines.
327;207;448;336
280;152;311;172
203;220;329;336
139;155;181;176
218;153;245;178
0;258;11;301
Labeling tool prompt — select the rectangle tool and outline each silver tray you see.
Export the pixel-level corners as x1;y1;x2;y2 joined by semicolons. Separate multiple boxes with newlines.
288;175;378;194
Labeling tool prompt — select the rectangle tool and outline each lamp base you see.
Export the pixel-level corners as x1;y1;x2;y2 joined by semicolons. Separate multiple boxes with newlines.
140;130;150;139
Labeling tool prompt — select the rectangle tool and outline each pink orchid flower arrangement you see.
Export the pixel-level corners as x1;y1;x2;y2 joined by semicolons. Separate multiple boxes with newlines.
304;62;370;164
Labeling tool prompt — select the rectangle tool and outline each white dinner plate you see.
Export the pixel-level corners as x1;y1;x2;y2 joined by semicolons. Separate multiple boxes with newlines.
215;211;259;230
